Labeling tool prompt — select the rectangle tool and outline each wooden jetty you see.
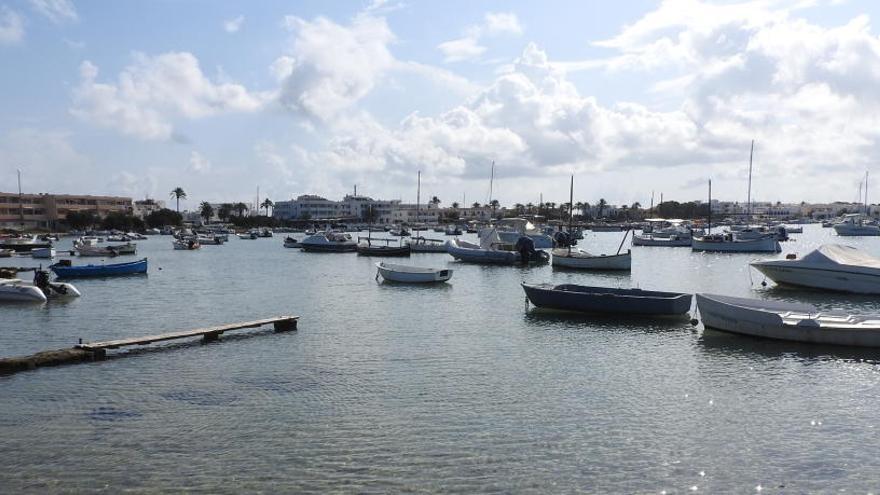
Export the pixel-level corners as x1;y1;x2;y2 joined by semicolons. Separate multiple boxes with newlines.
0;316;298;375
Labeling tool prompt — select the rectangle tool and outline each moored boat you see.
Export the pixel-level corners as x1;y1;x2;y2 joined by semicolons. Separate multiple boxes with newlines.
357;238;411;257
283;237;299;248
172;239;200;250
0;269;80;302
0;235;52;252
691;233;780;253
300;231;358;252
522;283;692;316
696;293;880;347
50;258;148;278
551;248;631;270
30;247;56;259
375;262;453;283
406;236;448;253
751;244;880;294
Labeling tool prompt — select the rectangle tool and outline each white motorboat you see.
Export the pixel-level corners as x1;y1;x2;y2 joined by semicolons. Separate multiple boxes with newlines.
0;270;80;303
300;231;358;252
444;225;463;236
490;218;554;248
833;214;880;236
551;248;631;270
31;247;56;259
751;244;880;294
691;233;780;253
696;293;880;347
0;249;12;258
375;262;453;283
406;236;448;253
632;220;694;247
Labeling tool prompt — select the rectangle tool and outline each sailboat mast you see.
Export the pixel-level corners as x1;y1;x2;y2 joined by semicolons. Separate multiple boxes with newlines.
416;170;421;234
568;175;574;254
708;179;712;233
488;160;495;205
747;139;754;221
866;171;870;217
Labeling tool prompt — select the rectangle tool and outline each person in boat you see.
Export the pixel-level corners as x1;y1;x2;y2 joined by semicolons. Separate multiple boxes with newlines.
515;235;537;263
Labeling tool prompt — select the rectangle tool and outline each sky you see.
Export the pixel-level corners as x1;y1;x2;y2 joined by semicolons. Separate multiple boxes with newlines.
2;0;880;211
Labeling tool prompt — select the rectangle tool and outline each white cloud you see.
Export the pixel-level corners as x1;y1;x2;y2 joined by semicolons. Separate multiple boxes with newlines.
438;12;523;62
188;151;211;173
276;14;396;121
0;6;24;45
71;52;269;140
485;12;523;36
223;15;244;33
28;0;77;23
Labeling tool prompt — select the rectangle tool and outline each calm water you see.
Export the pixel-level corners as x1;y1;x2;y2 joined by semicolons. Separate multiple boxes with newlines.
2;225;880;493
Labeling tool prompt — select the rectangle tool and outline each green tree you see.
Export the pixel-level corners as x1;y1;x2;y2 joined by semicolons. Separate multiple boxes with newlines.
451;202;460;209
471;202;481;208
260;198;274;216
200;202;214;224
431;196;441;207
101;212;145;231
146;208;183;228
65;210;97;230
234;202;248;217
217;203;232;222
597;198;608;219
170;187;187;213
490;199;500;218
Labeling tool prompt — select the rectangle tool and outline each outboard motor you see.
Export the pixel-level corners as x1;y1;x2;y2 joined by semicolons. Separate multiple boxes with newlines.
33;269;52;296
515;235;537;263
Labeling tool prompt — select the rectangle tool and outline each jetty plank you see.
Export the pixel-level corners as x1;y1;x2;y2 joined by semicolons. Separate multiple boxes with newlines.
76;316;298;351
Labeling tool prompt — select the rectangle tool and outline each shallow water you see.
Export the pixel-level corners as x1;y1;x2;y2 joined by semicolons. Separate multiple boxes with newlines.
2;225;880;493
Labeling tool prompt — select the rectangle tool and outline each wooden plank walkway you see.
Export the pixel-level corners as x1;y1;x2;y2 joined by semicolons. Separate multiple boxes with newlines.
76;315;298;353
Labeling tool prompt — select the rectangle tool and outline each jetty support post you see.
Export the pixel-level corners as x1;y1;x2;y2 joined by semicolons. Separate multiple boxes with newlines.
274;318;298;333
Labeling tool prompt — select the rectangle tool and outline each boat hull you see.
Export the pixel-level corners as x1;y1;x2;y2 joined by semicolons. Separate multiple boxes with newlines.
696;293;880;347
692;237;780;253
301;243;357;252
0;242;52;252
50;258;148;278
522;284;692;316
752;262;880;294
833;224;880;236
375;262;453;283
0;283;48;302
446;240;518;264
357;245;411;257
551;250;631;270
632;235;691;247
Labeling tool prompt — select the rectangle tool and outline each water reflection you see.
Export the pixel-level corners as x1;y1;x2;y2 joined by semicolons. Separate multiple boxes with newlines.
698;328;880;363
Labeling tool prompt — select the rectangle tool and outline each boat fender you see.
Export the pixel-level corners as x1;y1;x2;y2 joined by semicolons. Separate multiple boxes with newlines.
689;318;699;326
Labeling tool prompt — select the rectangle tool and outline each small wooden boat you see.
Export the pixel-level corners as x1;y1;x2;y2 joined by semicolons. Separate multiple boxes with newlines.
406;236;448;253
375;262;453;283
551;248;631;270
50;258;148;278
357;238;411;257
696;293;880;347
522;283;692;316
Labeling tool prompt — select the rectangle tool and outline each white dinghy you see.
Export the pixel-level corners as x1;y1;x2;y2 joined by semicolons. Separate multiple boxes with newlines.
551;248;631;270
375;262;453;283
696;293;880;347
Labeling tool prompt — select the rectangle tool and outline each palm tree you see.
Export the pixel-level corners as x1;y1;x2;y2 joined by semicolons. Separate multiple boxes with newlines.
260;198;274;217
451;202;460;209
234;202;248;217
472;202;481;208
574;202;585;218
431;196;441;206
490;199;500;217
526;202;534;214
199;202;214;224
597;198;608;219
514;203;524;215
170;187;186;213
545;202;556;220
218;203;232;222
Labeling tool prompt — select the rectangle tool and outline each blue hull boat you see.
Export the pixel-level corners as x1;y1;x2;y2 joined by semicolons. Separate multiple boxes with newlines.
50;258;148;278
522;283;692;316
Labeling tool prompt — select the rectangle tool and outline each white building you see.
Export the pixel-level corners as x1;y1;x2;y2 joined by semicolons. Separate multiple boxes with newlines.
133;199;166;219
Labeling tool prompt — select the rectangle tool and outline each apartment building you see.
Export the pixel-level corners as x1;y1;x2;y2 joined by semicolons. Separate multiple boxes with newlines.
0;192;132;230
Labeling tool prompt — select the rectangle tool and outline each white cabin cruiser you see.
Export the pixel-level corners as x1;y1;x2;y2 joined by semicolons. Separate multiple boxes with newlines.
692;232;781;253
300;231;358;252
489;218;554;249
751;244;880;294
833;214;880;236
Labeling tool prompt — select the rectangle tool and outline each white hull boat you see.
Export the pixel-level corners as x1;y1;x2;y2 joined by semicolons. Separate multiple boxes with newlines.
834;223;880;236
300;232;358;252
692;234;780;253
31;247;56;258
551;248;631;270
173;239;201;250
696;293;880;347
632;234;692;247
447;238;518;264
751;244;880;294
375;262;453;283
0;275;80;303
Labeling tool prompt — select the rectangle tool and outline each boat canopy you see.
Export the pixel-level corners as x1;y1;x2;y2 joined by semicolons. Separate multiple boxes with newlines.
644;218;685;223
801;244;880;269
495;218;535;232
479;228;503;249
